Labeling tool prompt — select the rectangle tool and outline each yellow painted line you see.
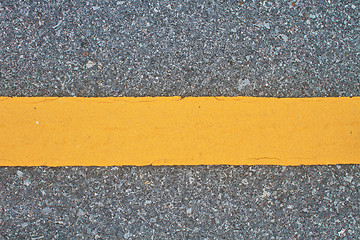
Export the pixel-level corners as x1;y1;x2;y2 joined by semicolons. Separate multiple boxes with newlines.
0;97;359;166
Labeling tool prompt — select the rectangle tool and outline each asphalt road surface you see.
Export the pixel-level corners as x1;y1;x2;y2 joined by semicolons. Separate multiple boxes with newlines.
0;0;359;239
1;0;359;97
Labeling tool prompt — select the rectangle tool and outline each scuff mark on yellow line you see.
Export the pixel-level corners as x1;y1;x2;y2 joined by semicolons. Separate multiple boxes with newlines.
0;97;359;166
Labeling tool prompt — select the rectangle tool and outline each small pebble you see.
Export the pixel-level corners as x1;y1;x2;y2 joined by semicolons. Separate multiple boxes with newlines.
24;179;31;186
42;207;52;215
86;60;96;69
21;222;29;228
238;79;250;91
186;208;192;214
344;176;353;183
77;209;86;217
17;170;24;178
279;34;288;42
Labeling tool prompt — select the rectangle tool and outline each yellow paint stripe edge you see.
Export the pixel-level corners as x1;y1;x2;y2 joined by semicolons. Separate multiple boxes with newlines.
0;97;359;166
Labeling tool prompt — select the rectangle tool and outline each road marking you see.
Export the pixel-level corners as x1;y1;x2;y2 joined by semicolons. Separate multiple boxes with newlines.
0;97;359;166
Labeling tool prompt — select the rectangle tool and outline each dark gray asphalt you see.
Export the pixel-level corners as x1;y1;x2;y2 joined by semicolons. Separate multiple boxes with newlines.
1;0;360;239
0;0;359;97
1;166;360;239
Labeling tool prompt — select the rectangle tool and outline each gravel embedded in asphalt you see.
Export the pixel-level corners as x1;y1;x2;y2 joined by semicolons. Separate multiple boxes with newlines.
1;165;359;239
0;0;359;97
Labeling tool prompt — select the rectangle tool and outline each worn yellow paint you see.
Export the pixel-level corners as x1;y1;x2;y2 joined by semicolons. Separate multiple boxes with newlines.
0;97;359;166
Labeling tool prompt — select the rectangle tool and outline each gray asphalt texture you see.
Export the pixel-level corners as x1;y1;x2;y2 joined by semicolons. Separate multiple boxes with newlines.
1;166;360;239
0;0;359;97
1;0;360;239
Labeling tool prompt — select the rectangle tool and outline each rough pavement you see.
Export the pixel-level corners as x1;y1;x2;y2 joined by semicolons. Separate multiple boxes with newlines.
0;0;359;239
0;0;359;97
1;166;360;239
